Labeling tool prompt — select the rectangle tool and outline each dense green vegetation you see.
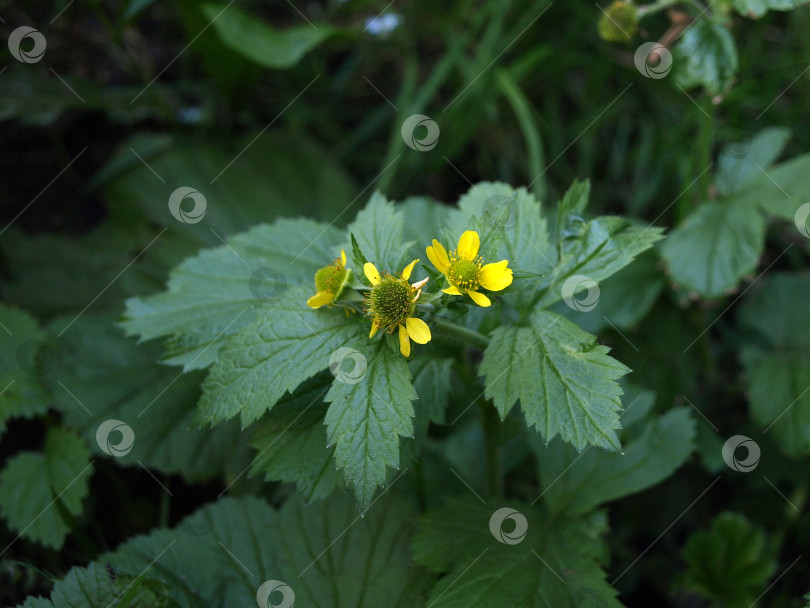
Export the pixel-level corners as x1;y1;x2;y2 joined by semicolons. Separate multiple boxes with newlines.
1;1;810;606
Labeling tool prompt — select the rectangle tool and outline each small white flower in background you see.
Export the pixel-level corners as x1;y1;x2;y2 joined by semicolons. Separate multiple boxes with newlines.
365;13;403;36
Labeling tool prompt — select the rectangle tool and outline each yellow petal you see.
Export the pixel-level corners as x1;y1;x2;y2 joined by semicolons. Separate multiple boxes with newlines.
369;319;380;338
426;240;450;274
398;324;411;357
479;260;513;292
340;249;347;266
364;262;381;285
442;286;463;295
307;291;333;308
457;230;480;260
402;259;419;280
468;290;491;307
406;317;431;344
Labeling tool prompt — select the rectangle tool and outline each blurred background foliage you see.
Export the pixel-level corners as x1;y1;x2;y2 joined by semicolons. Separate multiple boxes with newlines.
1;0;810;606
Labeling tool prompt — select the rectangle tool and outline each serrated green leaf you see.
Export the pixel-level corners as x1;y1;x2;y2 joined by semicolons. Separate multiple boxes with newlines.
325;338;417;511
678;512;776;607
47;316;251;481
347;192;407;272
400;196;453;254
536;216;663;309
739;273;810;454
350;232;368;270
249;374;337;502
122;218;345;370
16;562;179;608
533;407;696;516
731;0;807;18
199;285;364;426
480;309;629;451
715;127;791;196
0;304;50;435
660;200;764;298
412;498;622;608
555;179;591;242
0;428;92;549
202;3;340;69
675;19;738;95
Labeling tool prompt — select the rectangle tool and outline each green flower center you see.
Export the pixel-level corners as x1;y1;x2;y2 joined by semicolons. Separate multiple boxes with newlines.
315;264;347;293
447;254;482;292
369;277;413;329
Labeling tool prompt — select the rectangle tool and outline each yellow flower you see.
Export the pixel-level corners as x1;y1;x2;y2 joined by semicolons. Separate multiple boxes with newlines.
364;259;431;357
307;250;352;308
426;230;513;307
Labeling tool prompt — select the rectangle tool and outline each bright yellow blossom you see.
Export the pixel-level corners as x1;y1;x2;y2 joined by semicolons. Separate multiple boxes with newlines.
426;230;513;307
364;259;431;357
307;250;352;309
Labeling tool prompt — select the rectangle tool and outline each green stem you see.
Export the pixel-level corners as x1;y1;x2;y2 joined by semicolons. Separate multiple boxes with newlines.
482;402;502;498
433;318;490;350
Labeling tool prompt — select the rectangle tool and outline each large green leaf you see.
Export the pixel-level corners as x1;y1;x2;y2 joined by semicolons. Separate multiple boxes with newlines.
733;153;810;220
24;494;428;608
122;218;345;370
198;285;364;425
739;273;810;454
533;407;696;516
348;192;408;273
47;316;251;481
678;512;776;608
324;338;417;511
202;3;340;69
480;309;629;451
412;498;622;608
675;19;738;95
660;200;764;298
0;428;92;549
